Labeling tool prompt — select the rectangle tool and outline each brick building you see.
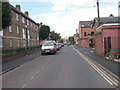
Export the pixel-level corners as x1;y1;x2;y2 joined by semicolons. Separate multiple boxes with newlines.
77;21;95;47
92;15;120;56
1;4;40;51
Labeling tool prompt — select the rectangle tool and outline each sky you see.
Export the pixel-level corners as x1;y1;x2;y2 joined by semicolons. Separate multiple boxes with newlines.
9;0;119;38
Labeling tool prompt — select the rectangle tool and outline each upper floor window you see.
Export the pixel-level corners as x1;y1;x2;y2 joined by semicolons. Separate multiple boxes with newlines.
16;13;19;21
27;29;30;35
91;32;94;36
17;26;19;34
23;28;26;38
27;20;29;25
22;17;25;23
31;22;33;27
84;32;87;36
9;25;12;32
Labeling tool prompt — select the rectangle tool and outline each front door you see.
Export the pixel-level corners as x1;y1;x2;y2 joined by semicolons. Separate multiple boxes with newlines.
108;37;111;51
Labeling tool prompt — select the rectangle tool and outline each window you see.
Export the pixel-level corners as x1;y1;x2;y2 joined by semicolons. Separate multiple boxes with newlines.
17;26;19;34
9;39;13;48
37;34;39;40
22;17;25;23
27;29;30;35
84;32;87;36
23;40;26;47
23;28;26;38
27;20;29;25
28;30;30;39
17;39;20;47
82;25;85;27
16;13;19;21
91;32;94;36
9;25;12;32
31;22;33;27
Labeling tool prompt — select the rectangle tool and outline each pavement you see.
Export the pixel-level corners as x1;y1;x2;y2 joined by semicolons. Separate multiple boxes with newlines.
74;46;120;77
2;51;41;74
2;46;115;88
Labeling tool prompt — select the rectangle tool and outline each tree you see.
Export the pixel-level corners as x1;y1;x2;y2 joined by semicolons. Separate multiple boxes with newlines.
68;36;74;44
50;31;61;41
2;2;12;29
39;25;50;40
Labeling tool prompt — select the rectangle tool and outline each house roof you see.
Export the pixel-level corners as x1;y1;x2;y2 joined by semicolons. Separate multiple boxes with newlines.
94;16;120;25
79;21;93;28
10;4;40;26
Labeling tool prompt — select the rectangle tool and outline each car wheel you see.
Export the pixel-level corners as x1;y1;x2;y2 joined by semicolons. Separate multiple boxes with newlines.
41;53;44;55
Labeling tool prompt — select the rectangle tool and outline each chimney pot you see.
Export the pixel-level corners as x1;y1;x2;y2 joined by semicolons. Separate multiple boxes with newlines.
109;14;114;17
25;11;29;16
16;5;21;11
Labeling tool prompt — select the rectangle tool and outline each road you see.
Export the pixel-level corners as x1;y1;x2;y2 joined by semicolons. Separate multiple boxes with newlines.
2;46;115;88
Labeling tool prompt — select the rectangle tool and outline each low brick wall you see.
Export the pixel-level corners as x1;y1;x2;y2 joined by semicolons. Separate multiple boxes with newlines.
2;47;41;62
78;38;89;47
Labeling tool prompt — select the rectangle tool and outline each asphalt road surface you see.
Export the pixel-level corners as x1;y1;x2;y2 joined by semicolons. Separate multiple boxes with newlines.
2;46;115;88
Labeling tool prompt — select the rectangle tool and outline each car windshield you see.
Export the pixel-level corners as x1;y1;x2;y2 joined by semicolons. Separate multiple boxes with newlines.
43;42;54;46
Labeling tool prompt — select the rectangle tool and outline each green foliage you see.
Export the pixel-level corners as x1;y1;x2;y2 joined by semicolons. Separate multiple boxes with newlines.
39;25;50;40
2;2;11;29
50;31;61;41
68;36;74;44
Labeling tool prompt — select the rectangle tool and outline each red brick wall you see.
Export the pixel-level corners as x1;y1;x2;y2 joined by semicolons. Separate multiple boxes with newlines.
79;38;89;47
81;28;95;39
95;33;104;56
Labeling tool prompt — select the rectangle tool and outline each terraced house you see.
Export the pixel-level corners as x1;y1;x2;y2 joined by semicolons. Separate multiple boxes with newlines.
1;4;40;57
77;21;95;48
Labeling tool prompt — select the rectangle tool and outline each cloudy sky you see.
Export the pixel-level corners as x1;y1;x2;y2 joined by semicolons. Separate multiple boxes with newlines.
10;0;119;38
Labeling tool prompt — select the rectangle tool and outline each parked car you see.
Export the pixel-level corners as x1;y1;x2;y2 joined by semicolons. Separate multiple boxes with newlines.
58;43;64;48
41;41;56;55
56;43;60;51
67;42;71;45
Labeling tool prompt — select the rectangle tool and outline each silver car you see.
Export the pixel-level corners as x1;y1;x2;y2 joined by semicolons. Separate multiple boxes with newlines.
41;41;56;55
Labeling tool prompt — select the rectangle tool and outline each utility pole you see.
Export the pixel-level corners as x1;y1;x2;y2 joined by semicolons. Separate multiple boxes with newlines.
97;0;100;26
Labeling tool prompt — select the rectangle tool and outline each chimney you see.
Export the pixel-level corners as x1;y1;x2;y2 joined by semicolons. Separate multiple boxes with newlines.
109;14;114;18
25;11;29;17
16;5;21;11
39;22;43;27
